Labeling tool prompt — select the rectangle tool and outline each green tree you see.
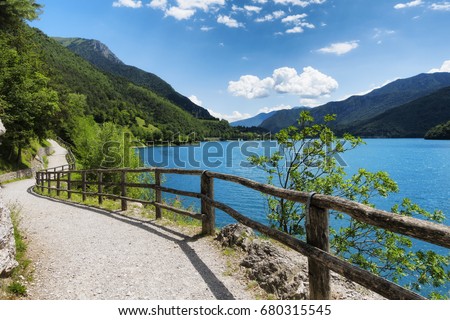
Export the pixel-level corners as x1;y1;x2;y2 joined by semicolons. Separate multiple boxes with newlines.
0;0;42;27
249;111;449;297
0;24;59;163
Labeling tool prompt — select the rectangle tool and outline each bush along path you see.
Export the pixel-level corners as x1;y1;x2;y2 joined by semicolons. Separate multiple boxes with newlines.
0;140;251;299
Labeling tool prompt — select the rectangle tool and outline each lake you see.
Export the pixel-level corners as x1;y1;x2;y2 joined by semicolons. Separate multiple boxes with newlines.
138;138;450;297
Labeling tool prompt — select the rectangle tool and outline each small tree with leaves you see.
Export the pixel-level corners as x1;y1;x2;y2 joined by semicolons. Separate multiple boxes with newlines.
249;111;449;297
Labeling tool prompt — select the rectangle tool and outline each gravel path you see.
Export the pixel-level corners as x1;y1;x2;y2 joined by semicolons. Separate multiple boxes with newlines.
0;140;251;299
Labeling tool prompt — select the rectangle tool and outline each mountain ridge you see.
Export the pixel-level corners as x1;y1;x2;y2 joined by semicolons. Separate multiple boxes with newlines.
54;37;215;120
259;72;450;134
340;85;450;137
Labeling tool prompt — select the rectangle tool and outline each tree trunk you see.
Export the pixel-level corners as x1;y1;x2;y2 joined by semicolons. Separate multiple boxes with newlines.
16;145;22;165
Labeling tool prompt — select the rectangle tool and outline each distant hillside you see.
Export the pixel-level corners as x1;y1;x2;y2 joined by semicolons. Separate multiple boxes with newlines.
54;37;215;120
231;107;305;127
341;86;450;137
425;120;450;140
30;29;225;141
260;72;450;133
231;110;281;127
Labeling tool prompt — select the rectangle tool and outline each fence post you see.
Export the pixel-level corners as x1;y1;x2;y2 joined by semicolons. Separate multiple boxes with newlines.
306;194;330;300
155;169;162;219
82;171;87;202
98;172;103;205
201;171;215;236
47;172;51;195
121;170;127;211
36;172;40;190
67;172;72;199
56;172;61;196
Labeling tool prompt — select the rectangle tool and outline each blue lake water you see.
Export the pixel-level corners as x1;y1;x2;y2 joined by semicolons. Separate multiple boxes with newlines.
138;139;450;297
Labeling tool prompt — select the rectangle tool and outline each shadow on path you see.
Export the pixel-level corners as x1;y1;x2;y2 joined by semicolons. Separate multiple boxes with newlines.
28;187;235;300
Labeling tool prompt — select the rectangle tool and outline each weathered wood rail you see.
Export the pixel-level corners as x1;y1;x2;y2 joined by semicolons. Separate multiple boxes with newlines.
35;166;450;300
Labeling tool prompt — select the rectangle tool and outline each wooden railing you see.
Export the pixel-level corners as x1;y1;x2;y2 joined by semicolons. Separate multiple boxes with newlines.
34;166;450;300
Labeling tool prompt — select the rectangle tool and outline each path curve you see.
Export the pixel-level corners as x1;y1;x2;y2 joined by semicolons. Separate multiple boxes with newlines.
0;140;251;299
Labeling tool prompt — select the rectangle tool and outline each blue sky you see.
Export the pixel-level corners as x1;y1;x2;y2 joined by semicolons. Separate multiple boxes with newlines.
31;0;450;122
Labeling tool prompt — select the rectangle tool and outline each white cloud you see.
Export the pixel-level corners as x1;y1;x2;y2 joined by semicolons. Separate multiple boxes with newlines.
207;109;251;122
244;5;262;13
273;10;286;18
281;14;314;33
228;66;338;100
165;6;195;20
177;0;225;11
150;0;225;21
394;0;422;9
231;4;244;12
255;10;285;22
188;95;203;106
373;28;395;44
430;2;450;11
286;26;304;33
428;60;450;73
113;0;143;8
217;15;244;28
149;0;167;9
317;41;359;55
274;0;323;7
299;98;321;106
281;13;307;23
258;104;292;113
200;25;213;31
228;75;275;99
272;66;338;97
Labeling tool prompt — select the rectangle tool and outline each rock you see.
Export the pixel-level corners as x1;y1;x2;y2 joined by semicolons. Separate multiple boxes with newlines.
215;223;255;251
241;240;308;300
0;200;18;277
0;118;5;136
216;224;383;300
216;224;307;299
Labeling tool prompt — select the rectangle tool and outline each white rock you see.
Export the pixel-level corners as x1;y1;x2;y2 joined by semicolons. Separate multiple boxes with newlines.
0;118;5;136
0;200;18;276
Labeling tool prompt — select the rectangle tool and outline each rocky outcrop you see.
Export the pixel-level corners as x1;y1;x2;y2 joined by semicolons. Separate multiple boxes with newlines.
0;120;18;276
0;118;5;136
216;224;382;300
216;224;307;299
0;200;17;277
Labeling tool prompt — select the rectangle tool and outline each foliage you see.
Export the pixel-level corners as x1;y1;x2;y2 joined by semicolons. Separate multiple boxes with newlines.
0;0;41;27
249;111;449;296
0;24;59;163
425;120;450;140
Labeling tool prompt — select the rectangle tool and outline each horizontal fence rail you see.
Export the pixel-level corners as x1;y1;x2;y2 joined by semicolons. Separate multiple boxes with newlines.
34;166;450;300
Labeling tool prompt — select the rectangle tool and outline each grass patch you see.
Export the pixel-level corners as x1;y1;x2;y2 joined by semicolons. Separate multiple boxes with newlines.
33;185;202;230
1;204;33;299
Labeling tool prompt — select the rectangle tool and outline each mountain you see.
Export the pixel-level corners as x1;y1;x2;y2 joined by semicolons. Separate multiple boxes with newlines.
260;72;450;133
345;86;450;137
29;28;231;142
54;37;215;120
231;110;281;127
425;120;450;140
231;107;307;127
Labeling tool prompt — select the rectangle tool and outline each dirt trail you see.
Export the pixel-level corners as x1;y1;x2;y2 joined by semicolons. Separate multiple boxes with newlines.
0;140;250;299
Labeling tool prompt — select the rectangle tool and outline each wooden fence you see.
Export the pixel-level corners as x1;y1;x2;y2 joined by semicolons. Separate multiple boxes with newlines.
35;167;450;300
